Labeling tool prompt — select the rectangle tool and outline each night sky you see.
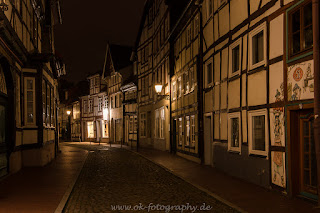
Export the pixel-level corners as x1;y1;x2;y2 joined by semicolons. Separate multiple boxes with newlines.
54;0;146;83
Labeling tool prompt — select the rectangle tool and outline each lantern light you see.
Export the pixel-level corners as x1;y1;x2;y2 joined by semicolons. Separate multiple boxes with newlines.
155;84;163;94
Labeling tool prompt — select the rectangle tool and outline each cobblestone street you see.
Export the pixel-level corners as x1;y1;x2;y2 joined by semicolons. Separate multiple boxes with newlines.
62;144;239;213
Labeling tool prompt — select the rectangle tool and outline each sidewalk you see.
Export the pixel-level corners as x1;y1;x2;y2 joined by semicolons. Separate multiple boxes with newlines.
0;143;88;213
128;146;320;213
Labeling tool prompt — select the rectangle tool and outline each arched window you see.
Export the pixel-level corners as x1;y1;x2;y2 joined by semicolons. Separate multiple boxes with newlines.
0;69;7;95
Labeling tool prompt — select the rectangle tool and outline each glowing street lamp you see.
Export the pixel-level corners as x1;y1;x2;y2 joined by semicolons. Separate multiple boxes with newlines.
155;84;163;94
66;110;71;116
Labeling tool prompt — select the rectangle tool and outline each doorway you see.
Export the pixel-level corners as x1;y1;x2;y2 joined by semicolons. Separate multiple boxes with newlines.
204;115;212;165
290;108;317;200
0;68;8;178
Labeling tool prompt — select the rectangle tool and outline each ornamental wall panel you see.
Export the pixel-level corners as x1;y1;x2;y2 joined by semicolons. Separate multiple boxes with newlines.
269;61;284;104
287;60;314;101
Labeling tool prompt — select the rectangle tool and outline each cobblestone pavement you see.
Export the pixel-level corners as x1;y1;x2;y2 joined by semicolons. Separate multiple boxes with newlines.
63;144;239;213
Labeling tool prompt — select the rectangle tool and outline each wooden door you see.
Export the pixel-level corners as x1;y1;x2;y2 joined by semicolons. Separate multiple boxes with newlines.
291;109;317;200
299;112;317;197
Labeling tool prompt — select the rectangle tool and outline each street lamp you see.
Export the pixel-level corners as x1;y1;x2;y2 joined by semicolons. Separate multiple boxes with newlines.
66;110;71;116
155;84;169;100
0;0;8;11
155;84;163;94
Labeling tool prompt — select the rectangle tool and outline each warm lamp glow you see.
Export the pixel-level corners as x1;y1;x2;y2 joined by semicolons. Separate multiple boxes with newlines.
66;110;71;115
155;84;163;94
103;108;108;120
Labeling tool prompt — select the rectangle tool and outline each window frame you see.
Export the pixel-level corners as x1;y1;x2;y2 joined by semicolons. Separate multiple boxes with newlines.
205;58;213;88
248;22;267;70
248;109;269;157
24;77;36;126
140;112;147;137
287;0;313;62
228;112;242;153
229;38;242;77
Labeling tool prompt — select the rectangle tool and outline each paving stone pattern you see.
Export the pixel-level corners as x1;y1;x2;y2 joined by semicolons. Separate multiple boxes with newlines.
63;144;239;213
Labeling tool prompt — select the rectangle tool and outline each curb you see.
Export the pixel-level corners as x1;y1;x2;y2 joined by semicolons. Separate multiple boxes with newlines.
54;150;89;213
125;148;247;213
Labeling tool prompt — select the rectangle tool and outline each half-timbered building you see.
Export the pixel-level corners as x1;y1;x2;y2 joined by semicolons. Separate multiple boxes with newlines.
169;0;203;163
0;0;64;178
134;0;171;151
202;0;317;200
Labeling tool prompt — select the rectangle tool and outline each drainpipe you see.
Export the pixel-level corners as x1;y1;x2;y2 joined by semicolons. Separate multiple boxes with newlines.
312;0;320;204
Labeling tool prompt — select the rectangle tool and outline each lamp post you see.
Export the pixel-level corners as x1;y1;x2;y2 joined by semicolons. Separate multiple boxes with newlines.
155;84;169;100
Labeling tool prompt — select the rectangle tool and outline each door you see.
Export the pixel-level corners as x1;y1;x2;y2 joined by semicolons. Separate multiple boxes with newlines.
299;111;317;198
204;116;212;165
291;109;317;200
0;97;8;178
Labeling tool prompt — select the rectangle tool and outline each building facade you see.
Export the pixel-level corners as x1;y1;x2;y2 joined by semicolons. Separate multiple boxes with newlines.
135;0;171;151
0;0;64;178
81;73;108;143
201;0;317;200
121;80;138;148
169;1;203;163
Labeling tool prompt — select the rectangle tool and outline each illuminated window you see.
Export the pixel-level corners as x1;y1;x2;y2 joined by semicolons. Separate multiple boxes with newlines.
87;121;94;138
178;117;183;146
185;116;190;146
190;115;196;147
102;120;109;138
25;77;35;125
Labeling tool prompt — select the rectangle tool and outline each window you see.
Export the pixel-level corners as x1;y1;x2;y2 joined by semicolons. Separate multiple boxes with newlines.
190;115;196;147
177;77;182;98
90;78;94;88
248;109;269;156
115;95;118;108
229;38;242;77
248;23;266;69
110;97;113;109
205;59;213;87
42;80;46;124
155;108;165;139
83;101;88;113
104;96;107;108
172;81;176;100
185;116;190;146
87;121;94;138
46;84;50;125
140;113;147;137
288;1;313;59
190;67;195;92
184;71;189;94
228;112;241;152
207;0;213;18
178;117;183;146
89;99;93;113
25;77;35;125
134;116;138;133
194;14;199;35
102;120;109;138
98;97;102;112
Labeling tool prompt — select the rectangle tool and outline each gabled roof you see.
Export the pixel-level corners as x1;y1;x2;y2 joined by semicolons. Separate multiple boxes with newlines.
102;44;133;78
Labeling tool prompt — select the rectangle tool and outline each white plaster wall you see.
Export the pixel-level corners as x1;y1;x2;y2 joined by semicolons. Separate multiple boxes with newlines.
269;61;284;104
269;14;284;59
230;0;248;30
228;79;240;109
248;70;267;106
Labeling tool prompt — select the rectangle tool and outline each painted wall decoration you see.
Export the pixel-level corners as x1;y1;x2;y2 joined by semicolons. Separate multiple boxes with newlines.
287;60;314;101
270;107;285;147
271;151;286;188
